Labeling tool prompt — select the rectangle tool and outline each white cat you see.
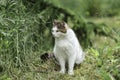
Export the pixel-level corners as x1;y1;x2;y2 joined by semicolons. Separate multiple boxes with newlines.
52;20;84;75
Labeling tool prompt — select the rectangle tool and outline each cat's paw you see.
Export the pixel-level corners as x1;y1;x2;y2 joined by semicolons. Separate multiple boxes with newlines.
68;71;74;75
59;70;65;74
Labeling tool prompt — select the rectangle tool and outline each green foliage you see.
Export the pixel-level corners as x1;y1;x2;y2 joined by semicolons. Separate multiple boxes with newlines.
0;0;40;72
47;0;120;17
0;0;120;80
84;0;102;16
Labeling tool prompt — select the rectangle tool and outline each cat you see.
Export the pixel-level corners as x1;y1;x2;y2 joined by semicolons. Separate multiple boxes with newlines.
52;20;85;75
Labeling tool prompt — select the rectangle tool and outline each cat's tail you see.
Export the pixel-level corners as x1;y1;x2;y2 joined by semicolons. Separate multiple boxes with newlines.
75;52;85;64
81;52;85;62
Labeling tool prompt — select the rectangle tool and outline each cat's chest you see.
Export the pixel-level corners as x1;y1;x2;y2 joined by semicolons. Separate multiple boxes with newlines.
54;39;75;58
55;39;74;54
56;39;71;48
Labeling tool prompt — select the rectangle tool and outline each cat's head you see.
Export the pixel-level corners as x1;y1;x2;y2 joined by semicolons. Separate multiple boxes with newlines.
52;20;67;38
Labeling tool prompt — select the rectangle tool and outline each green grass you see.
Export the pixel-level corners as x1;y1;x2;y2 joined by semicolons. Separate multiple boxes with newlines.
1;16;119;80
0;0;120;80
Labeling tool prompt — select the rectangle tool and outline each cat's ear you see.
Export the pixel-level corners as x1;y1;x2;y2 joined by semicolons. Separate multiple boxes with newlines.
61;21;65;26
53;19;57;25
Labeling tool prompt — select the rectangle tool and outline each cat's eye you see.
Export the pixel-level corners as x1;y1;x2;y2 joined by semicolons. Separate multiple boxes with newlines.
56;30;59;32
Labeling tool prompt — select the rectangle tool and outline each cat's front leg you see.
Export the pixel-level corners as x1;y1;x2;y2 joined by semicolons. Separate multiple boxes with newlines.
58;58;66;74
68;56;75;75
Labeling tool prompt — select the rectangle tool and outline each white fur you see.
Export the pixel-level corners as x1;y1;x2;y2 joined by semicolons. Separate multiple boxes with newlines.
52;23;84;75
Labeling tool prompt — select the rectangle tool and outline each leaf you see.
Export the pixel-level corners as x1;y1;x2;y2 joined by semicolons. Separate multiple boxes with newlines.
100;71;112;80
90;48;99;58
0;0;7;6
